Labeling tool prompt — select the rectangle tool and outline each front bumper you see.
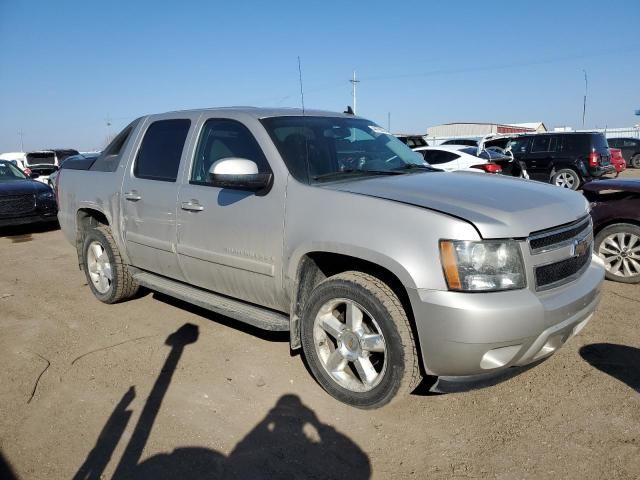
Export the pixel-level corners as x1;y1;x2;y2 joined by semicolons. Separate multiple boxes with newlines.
408;255;604;378
0;212;58;227
586;164;615;179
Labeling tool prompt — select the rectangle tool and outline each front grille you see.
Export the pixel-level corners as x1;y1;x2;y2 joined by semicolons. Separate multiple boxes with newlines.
529;215;591;252
535;245;592;290
0;194;36;216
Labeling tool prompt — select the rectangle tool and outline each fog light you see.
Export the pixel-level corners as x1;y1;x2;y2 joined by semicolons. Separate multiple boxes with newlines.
480;345;522;370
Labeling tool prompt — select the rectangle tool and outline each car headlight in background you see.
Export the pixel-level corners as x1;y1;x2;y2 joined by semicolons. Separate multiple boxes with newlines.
37;190;54;201
439;240;526;292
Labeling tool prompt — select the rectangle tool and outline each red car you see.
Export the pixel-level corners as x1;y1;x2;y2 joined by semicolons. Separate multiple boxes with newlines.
609;148;626;176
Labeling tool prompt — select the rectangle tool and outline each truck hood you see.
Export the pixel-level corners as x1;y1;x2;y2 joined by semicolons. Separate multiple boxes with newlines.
323;171;589;238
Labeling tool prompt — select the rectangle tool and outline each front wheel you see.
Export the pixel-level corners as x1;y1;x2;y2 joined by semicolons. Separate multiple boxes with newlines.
301;271;421;409
552;168;580;190
631;154;640;169
595;223;640;283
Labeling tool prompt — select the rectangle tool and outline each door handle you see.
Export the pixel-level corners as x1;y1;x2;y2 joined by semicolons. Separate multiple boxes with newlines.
181;201;204;212
124;191;142;201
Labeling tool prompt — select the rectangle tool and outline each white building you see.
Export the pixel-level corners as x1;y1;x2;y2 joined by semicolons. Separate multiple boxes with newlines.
425;122;547;144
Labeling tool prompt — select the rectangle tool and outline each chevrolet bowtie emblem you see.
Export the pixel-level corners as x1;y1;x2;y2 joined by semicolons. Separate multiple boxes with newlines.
571;238;590;258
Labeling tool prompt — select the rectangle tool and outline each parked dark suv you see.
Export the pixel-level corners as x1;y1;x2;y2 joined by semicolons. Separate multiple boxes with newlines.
506;132;614;190
606;137;640;168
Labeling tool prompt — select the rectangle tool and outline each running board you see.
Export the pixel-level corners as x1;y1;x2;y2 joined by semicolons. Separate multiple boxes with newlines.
133;271;290;331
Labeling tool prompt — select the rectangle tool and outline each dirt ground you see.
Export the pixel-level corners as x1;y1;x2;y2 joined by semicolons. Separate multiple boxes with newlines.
1;170;639;480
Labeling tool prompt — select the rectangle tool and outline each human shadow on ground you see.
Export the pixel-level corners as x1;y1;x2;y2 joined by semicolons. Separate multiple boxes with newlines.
0;451;18;480
580;343;640;393
73;323;371;480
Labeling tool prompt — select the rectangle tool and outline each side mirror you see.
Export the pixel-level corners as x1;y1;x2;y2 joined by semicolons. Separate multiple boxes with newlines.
208;158;272;191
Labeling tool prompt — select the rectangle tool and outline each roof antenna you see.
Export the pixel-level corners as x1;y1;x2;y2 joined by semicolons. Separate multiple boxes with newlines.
344;105;354;115
297;56;305;115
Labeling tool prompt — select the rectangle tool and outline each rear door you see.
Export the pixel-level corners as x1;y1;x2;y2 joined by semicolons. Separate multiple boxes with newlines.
121;114;199;280
175;116;287;311
527;135;559;180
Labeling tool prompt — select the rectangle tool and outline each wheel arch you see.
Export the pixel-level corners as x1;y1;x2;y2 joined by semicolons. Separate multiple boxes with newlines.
288;250;425;376
75;208;110;270
594;218;640;236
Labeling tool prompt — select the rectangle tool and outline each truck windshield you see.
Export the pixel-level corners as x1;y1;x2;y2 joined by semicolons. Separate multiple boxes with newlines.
261;116;428;183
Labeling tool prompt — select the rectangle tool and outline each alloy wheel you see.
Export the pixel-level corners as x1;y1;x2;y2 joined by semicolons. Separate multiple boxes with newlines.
86;240;113;293
598;232;640;278
313;298;387;393
554;172;576;189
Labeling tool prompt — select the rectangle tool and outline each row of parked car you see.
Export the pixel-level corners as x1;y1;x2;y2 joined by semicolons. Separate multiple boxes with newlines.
397;131;639;190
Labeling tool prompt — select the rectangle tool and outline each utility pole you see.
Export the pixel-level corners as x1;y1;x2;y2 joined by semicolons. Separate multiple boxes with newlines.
582;70;588;128
387;112;391;132
350;71;360;114
18;130;24;151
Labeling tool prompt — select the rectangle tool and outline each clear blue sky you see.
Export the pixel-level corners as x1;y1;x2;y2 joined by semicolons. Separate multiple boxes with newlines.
1;0;638;152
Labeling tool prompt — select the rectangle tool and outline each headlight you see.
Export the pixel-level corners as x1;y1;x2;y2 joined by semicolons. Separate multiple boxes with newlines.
37;190;54;201
439;240;526;292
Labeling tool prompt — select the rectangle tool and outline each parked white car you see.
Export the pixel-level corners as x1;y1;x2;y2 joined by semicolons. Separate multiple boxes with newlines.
413;145;502;173
0;152;27;170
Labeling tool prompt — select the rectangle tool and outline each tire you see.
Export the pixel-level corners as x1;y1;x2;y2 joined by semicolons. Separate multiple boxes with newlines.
82;225;139;303
631;154;640;169
300;271;421;409
595;223;640;284
551;168;581;190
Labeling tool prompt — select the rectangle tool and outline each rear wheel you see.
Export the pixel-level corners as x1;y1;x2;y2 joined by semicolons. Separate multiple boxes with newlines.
631;154;640;169
552;168;580;190
82;225;139;303
301;271;421;409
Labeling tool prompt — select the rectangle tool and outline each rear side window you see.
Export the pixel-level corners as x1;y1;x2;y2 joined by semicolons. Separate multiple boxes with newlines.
134;119;191;182
531;136;558;153
590;134;609;152
91;119;140;172
421;150;459;165
623;139;639;147
561;135;589;153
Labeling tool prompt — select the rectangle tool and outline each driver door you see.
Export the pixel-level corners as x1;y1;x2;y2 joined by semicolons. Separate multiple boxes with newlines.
176;117;287;311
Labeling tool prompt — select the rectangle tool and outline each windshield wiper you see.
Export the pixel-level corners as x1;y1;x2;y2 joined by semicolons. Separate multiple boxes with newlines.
312;169;406;181
392;164;441;172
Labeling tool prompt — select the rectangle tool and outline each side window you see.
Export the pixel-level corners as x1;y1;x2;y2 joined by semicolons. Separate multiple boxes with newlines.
91;120;139;172
531;136;552;153
190;119;269;184
422;150;459;165
134;119;191;182
624;139;638;147
607;138;619;148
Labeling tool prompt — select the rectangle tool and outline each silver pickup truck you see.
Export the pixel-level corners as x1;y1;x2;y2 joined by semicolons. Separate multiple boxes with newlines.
58;108;604;408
